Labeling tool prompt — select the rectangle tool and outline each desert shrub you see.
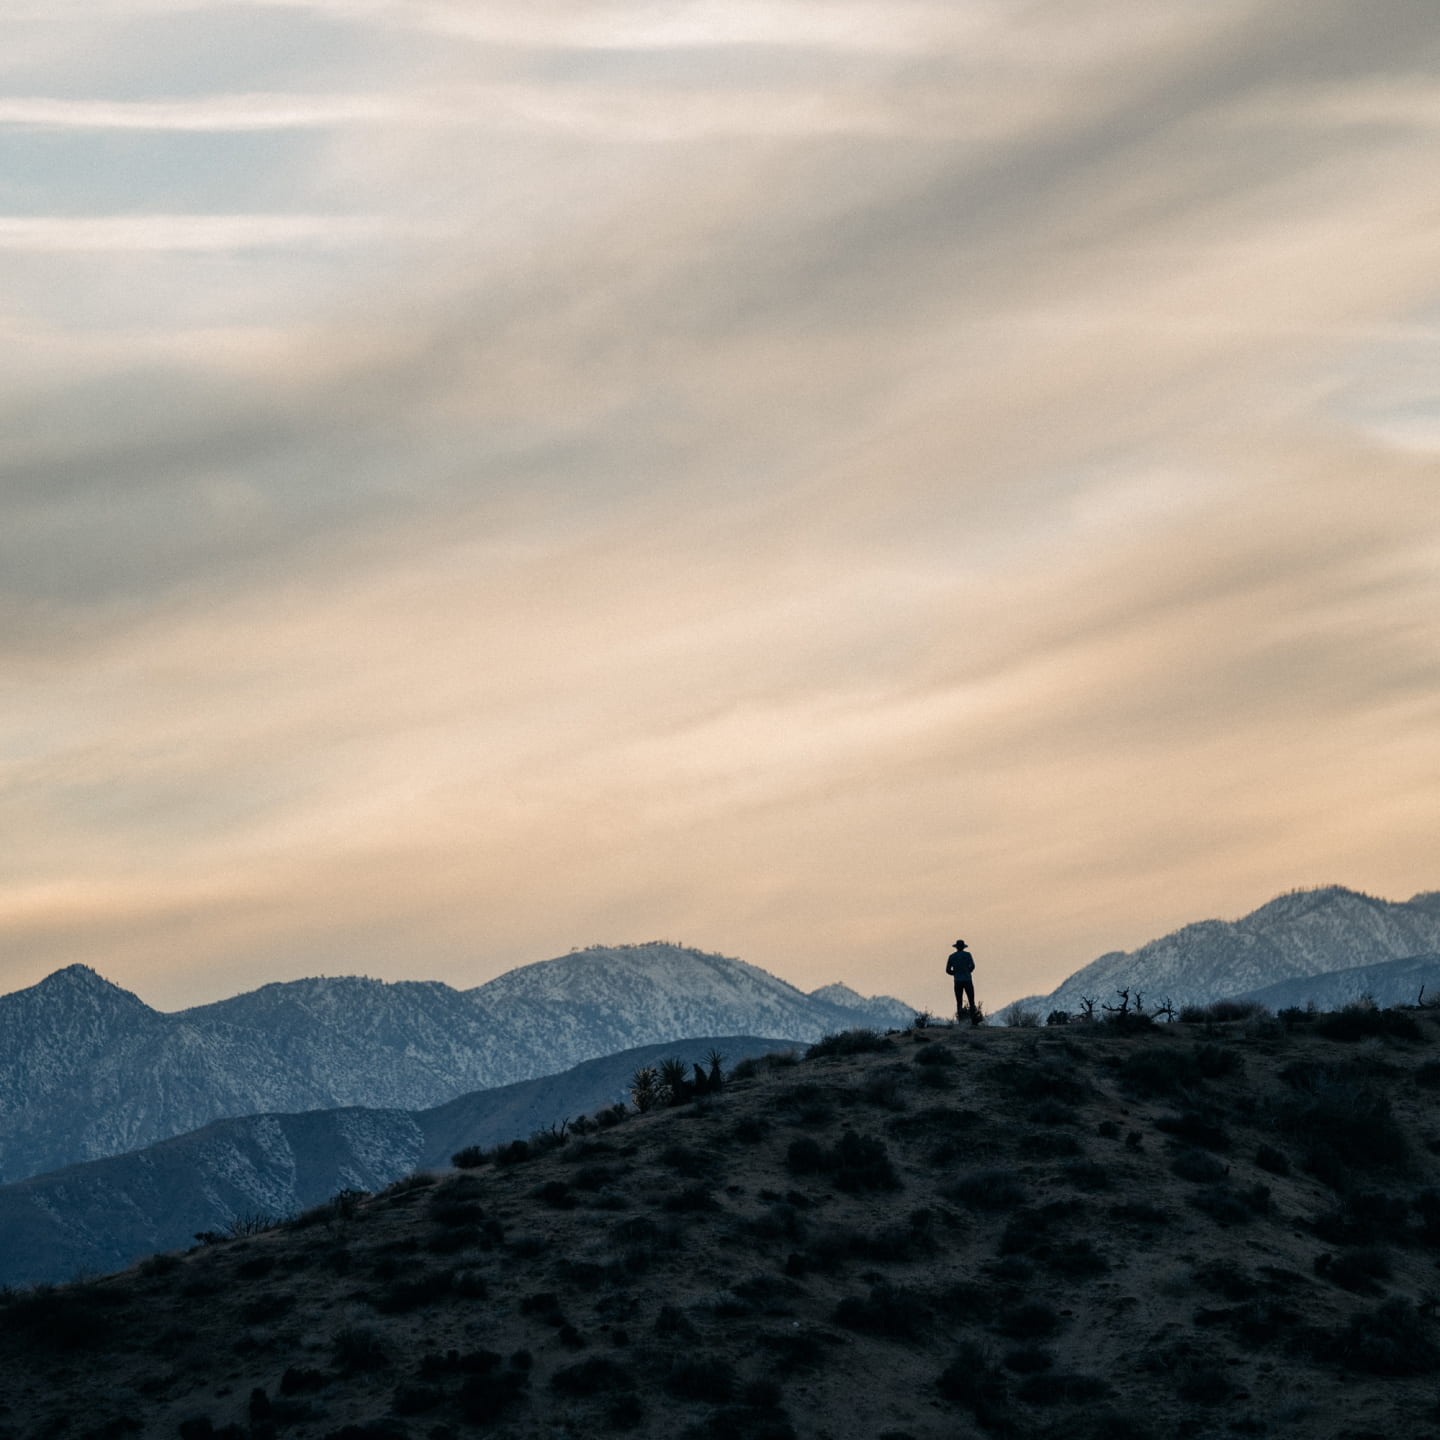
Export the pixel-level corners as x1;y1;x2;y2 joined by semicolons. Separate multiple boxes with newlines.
333;1326;387;1372
418;1347;503;1379
756;1328;831;1370
573;1164;620;1192
1116;1048;1197;1097
935;1352;1009;1428
458;1368;528;1423
391;1384;444;1415
605;1392;645;1430
1028;1099;1079;1126
786;1131;899;1190
1017;1131;1083;1159
432;1171;485;1201
138;1252;180;1279
1016;1371;1109;1405
451;1145;487;1169
1311;1189;1409;1246
1154;1111;1230;1150
1043;1238;1110;1277
1109;1200;1171;1227
1046;1011;1071;1026
1175;1362;1237;1404
861;1066;909;1110
373;1270;454;1314
913;1045;956;1068
1102;1009;1155;1034
833;1130;901;1191
1179;1000;1266;1024
662;1182;718;1213
535;1179;576;1210
519;1292;566;1326
942;1169;1028;1211
550;1356;634;1396
492;1139;531;1166
665;1356;737;1403
1065;1161;1112;1192
730;1116;770;1144
241;1290;295;1324
1317;1247;1393;1293
992;1060;1087;1104
1315;1004;1425;1043
1413;1188;1440;1245
0;1286;116;1351
288;1189;365;1231
279;1367;327;1395
1254;1143;1290;1175
1003;1346;1053;1373
1003;1004;1041;1028
998;1301;1062;1340
659;1144;708;1177
1189;1185;1259;1226
774;1081;836;1127
1170;1149;1228;1183
1318;1298;1438;1375
1274;1062;1409;1184
805;1029;894;1060
833;1283;927;1339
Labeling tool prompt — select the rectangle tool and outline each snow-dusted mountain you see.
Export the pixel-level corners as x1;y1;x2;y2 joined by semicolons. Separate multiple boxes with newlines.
1029;886;1440;1015
0;1034;797;1289
0;943;912;1184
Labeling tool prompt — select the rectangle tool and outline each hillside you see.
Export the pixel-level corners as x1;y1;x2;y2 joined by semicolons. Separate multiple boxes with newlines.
1027;886;1440;1015
4;1006;1440;1439
1232;953;1440;1014
0;945;913;1184
0;1036;796;1289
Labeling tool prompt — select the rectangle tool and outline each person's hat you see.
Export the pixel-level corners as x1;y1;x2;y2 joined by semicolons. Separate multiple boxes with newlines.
954;939;966;947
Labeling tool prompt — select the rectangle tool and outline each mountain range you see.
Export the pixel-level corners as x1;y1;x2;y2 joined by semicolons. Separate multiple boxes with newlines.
0;943;913;1184
0;1034;797;1289
1023;886;1440;1015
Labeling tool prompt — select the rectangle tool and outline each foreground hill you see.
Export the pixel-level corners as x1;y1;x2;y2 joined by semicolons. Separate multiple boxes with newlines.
0;1036;796;1289
0;944;912;1184
4;1005;1440;1439
1028;885;1440;1016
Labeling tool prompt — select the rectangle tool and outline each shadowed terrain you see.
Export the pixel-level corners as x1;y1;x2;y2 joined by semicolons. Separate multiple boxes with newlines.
3;1004;1440;1440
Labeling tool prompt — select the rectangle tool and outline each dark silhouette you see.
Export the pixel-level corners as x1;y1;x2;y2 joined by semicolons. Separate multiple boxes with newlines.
946;940;977;1023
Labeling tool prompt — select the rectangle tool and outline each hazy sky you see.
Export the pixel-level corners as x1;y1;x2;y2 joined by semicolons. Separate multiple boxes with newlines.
3;0;1438;1015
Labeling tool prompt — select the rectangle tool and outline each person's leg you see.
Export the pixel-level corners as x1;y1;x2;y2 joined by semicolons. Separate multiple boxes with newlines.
960;978;976;1019
953;980;966;1023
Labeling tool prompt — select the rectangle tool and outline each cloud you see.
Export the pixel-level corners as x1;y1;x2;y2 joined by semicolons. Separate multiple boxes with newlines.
1;0;1439;1011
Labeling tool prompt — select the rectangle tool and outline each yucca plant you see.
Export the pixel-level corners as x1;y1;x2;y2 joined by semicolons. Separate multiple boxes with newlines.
658;1057;691;1106
630;1066;660;1112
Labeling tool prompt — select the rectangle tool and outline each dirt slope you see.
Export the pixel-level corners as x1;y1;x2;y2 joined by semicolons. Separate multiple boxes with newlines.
3;1008;1439;1440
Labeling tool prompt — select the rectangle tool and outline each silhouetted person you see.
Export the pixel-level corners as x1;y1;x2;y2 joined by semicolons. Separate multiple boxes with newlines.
946;939;976;1023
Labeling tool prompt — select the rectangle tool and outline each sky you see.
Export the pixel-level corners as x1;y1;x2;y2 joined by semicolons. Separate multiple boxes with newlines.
2;0;1438;1016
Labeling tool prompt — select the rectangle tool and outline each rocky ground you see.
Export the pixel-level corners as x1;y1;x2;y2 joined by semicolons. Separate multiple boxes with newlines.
3;1003;1440;1440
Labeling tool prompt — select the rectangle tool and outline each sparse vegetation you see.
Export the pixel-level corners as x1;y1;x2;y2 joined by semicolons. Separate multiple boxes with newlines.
2;997;1438;1440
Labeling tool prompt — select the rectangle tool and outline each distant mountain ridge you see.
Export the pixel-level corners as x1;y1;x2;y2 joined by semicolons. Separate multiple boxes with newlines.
0;944;914;1184
1027;886;1440;1015
1231;953;1440;1014
0;1035;798;1289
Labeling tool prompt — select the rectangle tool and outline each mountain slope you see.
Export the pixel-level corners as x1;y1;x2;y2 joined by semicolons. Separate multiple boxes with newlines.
0;944;913;1184
2;1011;1439;1440
1232;952;1440;1013
0;1036;797;1287
1031;886;1440;1014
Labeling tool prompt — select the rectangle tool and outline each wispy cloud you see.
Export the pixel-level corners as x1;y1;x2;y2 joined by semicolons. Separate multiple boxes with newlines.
2;0;1439;1011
